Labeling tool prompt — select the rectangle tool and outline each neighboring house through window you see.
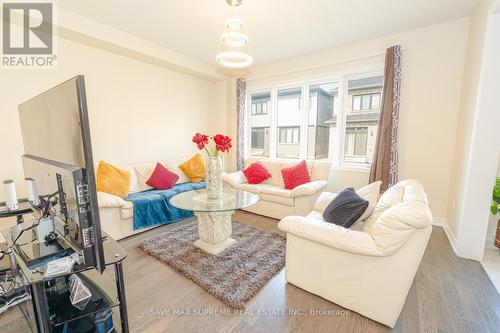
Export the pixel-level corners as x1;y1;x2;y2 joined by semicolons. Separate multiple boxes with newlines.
246;71;383;168
249;92;271;157
279;127;300;144
352;93;381;111
251;127;268;149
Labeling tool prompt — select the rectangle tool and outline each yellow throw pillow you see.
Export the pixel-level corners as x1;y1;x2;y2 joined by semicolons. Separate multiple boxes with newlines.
96;161;131;198
179;154;206;183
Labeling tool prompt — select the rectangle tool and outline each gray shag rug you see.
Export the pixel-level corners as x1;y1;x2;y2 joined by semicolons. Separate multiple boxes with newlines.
138;220;286;308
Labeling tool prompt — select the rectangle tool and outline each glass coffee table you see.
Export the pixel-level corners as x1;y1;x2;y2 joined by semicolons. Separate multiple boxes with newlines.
170;188;259;254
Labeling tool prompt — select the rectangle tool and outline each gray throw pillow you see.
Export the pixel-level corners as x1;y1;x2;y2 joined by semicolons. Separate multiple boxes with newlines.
322;188;369;228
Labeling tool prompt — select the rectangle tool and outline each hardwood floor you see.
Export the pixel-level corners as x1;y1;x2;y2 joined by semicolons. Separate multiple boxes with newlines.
1;211;498;332
117;211;500;333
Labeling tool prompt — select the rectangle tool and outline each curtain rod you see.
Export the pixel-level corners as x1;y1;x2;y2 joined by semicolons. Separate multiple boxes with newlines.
244;47;407;82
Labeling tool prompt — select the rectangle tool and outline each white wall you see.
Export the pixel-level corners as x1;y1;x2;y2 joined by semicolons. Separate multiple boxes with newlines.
450;0;500;260
446;0;498;240
241;18;469;219
0;36;225;201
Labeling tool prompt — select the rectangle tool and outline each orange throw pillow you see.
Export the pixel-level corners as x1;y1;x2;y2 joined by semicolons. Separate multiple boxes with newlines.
96;161;131;197
179;154;206;183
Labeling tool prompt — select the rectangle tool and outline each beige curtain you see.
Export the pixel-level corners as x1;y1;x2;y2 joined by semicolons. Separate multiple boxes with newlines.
369;45;402;191
236;78;246;170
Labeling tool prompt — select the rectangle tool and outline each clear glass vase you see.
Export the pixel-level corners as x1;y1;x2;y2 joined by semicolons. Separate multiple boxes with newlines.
206;156;223;199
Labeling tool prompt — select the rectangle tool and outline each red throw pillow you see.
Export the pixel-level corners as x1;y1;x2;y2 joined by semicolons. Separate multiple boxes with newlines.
243;162;272;184
282;160;311;190
146;163;179;190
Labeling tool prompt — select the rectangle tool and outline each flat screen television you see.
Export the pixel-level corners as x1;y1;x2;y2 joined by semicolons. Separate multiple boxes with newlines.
18;75;105;273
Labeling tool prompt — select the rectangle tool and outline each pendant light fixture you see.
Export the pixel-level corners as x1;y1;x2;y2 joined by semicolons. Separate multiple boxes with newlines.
226;0;242;7
216;0;253;68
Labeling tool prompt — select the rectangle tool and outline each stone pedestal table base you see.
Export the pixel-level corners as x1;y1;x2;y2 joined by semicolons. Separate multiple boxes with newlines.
194;211;235;254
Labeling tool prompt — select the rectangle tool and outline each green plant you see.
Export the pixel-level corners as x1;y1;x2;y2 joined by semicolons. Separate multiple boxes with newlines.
491;177;500;215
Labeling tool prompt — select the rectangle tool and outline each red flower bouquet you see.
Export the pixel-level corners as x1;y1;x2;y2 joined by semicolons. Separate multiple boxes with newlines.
192;132;232;156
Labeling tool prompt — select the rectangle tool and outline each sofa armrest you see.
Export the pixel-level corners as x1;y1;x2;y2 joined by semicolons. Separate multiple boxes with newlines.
222;171;246;187
291;180;327;197
278;215;383;256
97;191;128;208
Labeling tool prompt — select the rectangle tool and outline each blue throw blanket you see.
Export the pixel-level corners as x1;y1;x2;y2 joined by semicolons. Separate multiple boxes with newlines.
127;181;205;230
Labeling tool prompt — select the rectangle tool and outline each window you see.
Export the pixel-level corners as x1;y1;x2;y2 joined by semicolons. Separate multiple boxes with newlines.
344;127;368;162
277;88;302;158
345;76;383;165
307;82;338;160
279;127;300;144
251;93;270;115
252;101;268;115
246;71;383;168
251;127;268;150
250;92;271;157
352;93;381;111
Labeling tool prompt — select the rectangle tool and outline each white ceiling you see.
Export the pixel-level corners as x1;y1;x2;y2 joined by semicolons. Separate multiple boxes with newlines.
58;0;479;66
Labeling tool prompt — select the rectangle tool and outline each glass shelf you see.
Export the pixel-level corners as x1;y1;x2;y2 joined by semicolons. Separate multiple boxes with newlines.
1;217;127;284
46;269;119;330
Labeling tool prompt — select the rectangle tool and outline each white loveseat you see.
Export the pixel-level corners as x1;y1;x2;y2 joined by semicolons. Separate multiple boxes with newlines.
96;158;191;240
222;158;331;220
278;179;433;328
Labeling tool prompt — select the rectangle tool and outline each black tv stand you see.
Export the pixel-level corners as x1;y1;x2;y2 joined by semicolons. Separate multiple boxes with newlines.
0;218;129;332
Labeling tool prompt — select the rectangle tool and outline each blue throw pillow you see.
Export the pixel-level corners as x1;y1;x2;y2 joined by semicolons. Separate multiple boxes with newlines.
322;188;369;228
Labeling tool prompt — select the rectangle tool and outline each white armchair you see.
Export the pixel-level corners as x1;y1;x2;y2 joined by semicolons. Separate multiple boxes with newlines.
222;158;331;219
278;179;433;328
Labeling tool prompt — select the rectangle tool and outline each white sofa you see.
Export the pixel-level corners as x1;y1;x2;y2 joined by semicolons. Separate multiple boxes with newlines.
278;179;433;328
222;158;331;220
96;158;191;240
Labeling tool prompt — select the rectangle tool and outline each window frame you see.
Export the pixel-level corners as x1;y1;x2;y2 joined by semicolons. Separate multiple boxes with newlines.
245;65;384;171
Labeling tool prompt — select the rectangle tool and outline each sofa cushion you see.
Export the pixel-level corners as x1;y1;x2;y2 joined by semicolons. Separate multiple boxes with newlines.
282;160;311;190
314;191;337;212
162;159;190;184
243;162;272;184
146;163;179;190
246;158;283;186
97;191;128;208
280;160;312;174
356;181;382;221
179;154;206;183
260;193;294;207
291;180;327;197
323;188;369;228
96;161;131;198
235;183;262;194
132;166;154;192
260;185;293;198
222;171;246;187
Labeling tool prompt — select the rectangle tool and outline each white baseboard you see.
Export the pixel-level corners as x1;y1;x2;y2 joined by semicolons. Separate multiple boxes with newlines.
433;217;458;254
